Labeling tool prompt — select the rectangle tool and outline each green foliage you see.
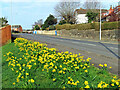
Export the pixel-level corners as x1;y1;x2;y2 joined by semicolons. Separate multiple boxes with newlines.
76;23;92;30
34;25;40;30
2;39;119;88
59;20;67;25
49;25;56;30
0;17;8;27
56;21;119;31
42;14;57;30
86;12;98;23
55;25;63;30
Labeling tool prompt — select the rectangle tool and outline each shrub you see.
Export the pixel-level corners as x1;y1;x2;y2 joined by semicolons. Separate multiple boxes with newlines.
55;25;63;30
49;25;56;30
59;20;66;25
76;23;91;30
34;25;40;30
55;21;119;31
102;22;118;30
62;24;71;30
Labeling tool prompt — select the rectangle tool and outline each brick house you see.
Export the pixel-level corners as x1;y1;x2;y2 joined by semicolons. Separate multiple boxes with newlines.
101;5;120;22
75;8;107;24
12;25;23;32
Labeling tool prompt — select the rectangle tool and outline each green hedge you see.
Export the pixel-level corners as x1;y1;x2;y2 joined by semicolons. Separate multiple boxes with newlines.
49;25;56;30
55;21;119;31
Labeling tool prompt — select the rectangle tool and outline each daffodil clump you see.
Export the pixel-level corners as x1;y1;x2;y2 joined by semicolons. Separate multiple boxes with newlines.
4;38;120;88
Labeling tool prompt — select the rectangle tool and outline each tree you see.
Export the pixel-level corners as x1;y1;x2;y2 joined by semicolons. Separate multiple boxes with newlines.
34;25;40;30
0;17;8;27
86;12;98;23
83;0;101;13
42;14;57;30
32;19;43;30
54;1;80;24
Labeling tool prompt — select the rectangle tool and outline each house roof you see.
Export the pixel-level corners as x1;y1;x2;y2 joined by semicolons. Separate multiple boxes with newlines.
101;5;120;20
75;8;107;14
12;25;21;28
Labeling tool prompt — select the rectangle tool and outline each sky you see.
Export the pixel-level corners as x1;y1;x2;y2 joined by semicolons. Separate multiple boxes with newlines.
0;0;119;29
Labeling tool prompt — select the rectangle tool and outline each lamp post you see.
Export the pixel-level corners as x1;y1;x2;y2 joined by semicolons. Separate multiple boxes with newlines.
100;4;101;40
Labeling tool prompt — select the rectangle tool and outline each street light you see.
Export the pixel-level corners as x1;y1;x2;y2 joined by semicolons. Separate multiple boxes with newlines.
100;3;101;40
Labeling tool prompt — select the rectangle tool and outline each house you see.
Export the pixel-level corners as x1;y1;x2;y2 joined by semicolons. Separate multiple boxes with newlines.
74;8;88;24
12;25;23;32
74;8;107;24
101;5;120;22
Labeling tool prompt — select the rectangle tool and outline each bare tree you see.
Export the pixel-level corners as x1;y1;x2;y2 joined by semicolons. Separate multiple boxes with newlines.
83;0;102;13
54;0;80;24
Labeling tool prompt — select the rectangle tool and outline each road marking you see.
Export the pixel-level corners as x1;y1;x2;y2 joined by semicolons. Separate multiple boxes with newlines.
71;42;96;46
109;47;118;50
59;40;64;41
72;42;79;44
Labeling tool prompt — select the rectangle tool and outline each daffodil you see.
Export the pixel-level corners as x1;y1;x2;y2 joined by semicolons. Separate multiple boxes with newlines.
104;64;107;67
52;69;56;72
13;82;15;85
84;81;88;85
85;85;90;88
67;81;71;84
26;73;29;76
31;79;34;83
53;78;56;81
84;70;88;73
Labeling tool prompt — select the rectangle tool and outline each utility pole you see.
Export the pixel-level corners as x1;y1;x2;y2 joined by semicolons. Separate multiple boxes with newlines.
100;3;101;40
11;0;12;32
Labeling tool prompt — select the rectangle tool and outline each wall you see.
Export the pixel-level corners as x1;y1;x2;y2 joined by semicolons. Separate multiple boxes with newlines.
19;26;22;32
0;25;11;46
37;30;56;35
57;29;120;41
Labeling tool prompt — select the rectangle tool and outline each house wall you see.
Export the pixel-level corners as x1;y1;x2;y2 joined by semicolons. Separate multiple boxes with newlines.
19;26;22;32
76;14;88;24
0;25;11;46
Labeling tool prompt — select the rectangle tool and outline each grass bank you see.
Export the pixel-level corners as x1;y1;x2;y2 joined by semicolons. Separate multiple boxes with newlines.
2;38;120;88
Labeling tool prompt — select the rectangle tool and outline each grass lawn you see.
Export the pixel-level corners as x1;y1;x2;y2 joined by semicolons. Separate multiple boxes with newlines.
1;38;119;88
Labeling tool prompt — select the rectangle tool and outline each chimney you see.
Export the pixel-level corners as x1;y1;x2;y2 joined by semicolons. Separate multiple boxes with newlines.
110;5;112;9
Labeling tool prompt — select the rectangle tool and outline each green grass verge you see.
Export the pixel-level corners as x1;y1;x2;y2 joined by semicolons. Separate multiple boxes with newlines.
2;39;119;88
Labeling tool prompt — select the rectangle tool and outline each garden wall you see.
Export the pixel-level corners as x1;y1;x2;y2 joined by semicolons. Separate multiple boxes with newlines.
0;25;11;46
57;29;120;41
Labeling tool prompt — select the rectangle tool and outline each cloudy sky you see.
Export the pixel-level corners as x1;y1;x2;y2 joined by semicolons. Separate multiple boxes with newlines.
0;0;119;29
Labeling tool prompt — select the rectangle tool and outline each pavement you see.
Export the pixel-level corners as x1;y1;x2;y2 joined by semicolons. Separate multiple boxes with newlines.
12;33;120;76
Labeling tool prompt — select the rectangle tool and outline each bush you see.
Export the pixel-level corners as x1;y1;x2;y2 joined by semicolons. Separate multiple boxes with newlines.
102;22;118;30
55;25;63;30
94;22;119;31
62;24;71;30
34;25;40;30
49;25;56;30
76;23;92;30
59;20;66;25
55;21;119;31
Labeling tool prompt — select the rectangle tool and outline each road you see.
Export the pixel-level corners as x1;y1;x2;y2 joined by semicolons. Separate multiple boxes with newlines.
13;33;119;75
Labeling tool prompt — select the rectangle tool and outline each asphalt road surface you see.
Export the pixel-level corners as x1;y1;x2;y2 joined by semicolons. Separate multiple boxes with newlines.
13;33;120;75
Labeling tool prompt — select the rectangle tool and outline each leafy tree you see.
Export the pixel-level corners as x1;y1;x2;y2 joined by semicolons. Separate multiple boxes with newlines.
34;25;40;30
0;17;8;27
59;20;66;25
42;14;57;30
86;12;98;23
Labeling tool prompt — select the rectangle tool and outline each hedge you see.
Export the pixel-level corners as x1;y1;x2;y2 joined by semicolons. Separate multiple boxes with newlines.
55;21;119;31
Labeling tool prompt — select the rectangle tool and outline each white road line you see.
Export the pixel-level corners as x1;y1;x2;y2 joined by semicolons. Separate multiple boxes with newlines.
60;40;64;41
109;47;118;50
71;42;96;46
